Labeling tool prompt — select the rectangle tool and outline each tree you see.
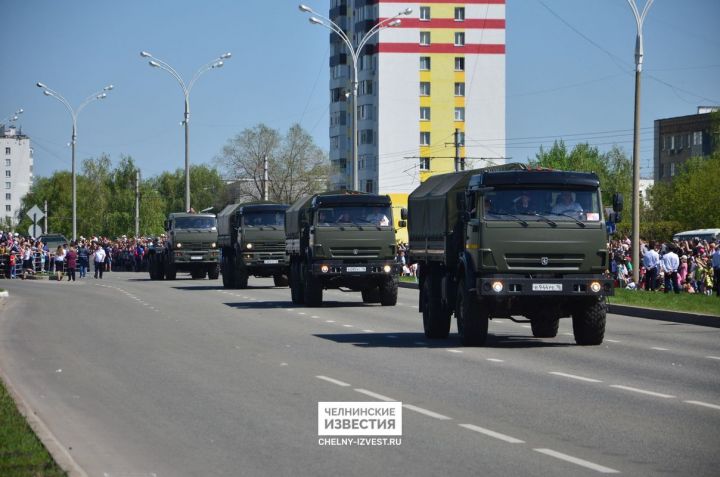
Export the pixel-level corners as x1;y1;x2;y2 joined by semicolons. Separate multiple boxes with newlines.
150;164;227;216
218;123;329;205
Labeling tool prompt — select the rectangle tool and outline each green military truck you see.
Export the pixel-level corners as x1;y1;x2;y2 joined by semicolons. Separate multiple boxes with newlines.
408;164;621;346
148;212;220;280
217;201;289;289
285;191;402;307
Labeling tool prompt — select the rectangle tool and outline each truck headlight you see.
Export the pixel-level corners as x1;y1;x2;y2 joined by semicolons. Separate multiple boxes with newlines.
246;243;253;250
175;242;182;249
491;281;504;293
590;281;602;293
321;265;329;273
383;265;392;273
211;242;216;248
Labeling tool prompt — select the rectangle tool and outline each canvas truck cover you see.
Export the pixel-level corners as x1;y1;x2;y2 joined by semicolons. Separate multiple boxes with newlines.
217;203;242;239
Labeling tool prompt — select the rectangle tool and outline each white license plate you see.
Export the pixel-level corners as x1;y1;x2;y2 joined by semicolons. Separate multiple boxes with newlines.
532;283;562;291
264;259;279;264
346;266;366;272
190;256;203;260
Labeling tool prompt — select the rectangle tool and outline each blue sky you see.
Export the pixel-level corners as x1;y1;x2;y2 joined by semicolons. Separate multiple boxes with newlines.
1;0;718;182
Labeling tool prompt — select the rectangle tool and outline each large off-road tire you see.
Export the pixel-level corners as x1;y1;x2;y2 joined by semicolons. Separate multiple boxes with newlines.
572;297;607;345
290;261;305;304
164;262;177;280
456;278;489;346
149;258;163;280
234;268;249;289
379;276;398;306
304;271;323;307
422;272;451;339
529;310;559;338
207;264;220;280
221;255;233;288
273;274;289;287
361;287;380;304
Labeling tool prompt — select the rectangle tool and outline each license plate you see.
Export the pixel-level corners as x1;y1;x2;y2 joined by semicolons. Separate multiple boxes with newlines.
346;266;366;272
264;259;279;264
190;256;203;260
532;283;562;291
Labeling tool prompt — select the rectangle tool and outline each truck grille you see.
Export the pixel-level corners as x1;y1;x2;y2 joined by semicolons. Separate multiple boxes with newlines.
184;242;215;251
505;253;584;270
251;241;285;252
330;247;382;259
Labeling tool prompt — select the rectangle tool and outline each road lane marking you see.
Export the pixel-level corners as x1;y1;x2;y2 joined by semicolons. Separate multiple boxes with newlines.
459;424;524;444
298;312;306;315
605;339;621;343
316;376;351;387
706;356;720;360
403;404;452;420
354;389;395;401
550;372;602;383
362;329;374;333
311;315;320;319
343;324;354;328
486;358;504;363
651;347;669;351
609;385;675;399
447;349;463;354
326;320;336;323
684;400;720;411
534;448;619;473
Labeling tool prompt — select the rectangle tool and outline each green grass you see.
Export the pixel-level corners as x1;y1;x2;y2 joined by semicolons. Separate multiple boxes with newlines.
609;288;720;316
399;275;418;284
0;380;67;477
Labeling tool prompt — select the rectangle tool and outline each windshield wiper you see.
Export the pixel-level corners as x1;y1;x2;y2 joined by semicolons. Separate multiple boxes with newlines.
550;211;586;227
490;210;528;226
533;212;557;227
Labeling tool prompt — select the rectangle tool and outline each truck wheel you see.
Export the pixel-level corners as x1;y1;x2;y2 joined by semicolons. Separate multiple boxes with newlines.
361;287;380;303
149;259;162;280
208;264;220;280
234;268;249;289
273;274;289;287
572;297;607;345
530;311;559;338
304;273;323;307
422;273;450;339
221;255;232;288
456;278;488;346
379;276;398;306
290;262;305;304
164;263;176;280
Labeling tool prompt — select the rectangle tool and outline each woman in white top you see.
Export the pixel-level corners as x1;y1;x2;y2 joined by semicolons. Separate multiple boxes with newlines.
54;245;66;282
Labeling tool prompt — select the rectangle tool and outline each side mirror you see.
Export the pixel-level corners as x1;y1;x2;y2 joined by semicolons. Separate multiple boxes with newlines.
613;193;624;212
398;220;407;228
400;208;408;220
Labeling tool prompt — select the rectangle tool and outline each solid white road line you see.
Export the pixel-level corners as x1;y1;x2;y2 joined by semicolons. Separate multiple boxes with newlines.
459;424;524;444
549;372;603;383
354;388;395;402
534;448;620;474
684;400;720;411
403;404;452;420
609;385;675;399
316;375;351;387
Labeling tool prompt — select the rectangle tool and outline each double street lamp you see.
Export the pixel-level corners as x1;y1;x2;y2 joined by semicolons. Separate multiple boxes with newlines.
299;4;411;191
1;108;23;126
36;82;114;241
140;51;231;212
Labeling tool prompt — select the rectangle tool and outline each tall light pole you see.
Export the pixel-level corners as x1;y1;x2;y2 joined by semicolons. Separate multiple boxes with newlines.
1;108;23;126
36;83;113;241
627;0;653;284
299;4;411;191
140;51;231;212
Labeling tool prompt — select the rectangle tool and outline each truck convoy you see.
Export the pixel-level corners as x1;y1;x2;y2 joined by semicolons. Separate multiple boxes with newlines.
285;191;402;307
148;212;220;280
217;201;289;289
408;164;620;346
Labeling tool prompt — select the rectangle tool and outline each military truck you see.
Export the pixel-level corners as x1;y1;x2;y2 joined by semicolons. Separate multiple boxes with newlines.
148;212;220;280
217;201;289;288
286;191;401;307
407;164;621;346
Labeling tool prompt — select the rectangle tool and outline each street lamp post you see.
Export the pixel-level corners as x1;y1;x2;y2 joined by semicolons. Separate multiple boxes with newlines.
1;108;23;126
140;51;231;212
299;4;411;191
36;83;113;241
627;0;653;284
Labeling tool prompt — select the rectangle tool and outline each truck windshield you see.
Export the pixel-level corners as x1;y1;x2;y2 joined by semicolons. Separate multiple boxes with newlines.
174;217;217;229
242;211;285;227
316;205;392;227
483;188;601;222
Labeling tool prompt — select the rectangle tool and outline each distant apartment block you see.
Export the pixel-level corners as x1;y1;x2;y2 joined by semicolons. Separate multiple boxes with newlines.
327;0;506;195
1;125;33;228
653;107;718;182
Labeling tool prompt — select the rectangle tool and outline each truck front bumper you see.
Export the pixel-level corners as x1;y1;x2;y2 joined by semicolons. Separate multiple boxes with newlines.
173;250;219;264
475;275;614;297
311;260;401;277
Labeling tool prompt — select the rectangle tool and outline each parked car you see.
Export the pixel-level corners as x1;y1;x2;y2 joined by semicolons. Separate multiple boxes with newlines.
672;229;720;243
38;234;69;250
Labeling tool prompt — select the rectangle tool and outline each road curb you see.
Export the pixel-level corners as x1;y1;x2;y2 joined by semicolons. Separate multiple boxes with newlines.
0;290;8;298
399;281;719;328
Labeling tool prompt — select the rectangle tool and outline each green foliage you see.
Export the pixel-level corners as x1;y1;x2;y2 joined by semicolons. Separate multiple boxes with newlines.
149;164;227;216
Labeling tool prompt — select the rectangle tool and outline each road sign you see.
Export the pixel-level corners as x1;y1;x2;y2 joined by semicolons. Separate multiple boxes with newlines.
27;205;44;222
28;224;43;237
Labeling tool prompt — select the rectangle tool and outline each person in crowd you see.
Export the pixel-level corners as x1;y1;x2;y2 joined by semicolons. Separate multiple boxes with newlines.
54;245;66;282
660;244;680;294
65;245;78;282
677;255;689;290
104;241;112;272
21;244;34;279
77;240;89;278
93;242;106;279
642;241;660;291
712;244;720;297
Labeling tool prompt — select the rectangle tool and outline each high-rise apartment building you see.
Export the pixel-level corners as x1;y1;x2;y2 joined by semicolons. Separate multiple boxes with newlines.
0;125;33;228
327;0;506;198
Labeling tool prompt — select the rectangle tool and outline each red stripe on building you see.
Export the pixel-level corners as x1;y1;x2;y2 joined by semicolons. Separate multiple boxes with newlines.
378;43;505;54
381;18;505;29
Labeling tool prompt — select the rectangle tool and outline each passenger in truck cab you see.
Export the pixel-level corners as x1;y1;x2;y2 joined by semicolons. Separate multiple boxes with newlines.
552;191;583;215
366;206;390;226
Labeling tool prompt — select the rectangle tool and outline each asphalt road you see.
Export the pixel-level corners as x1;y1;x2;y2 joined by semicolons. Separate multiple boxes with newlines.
0;272;718;477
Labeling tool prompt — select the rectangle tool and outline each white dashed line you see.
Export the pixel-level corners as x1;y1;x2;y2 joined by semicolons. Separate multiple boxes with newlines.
534;448;619;473
651;347;669;351
705;356;720;360
403;404;452;420
684;400;720;411
298;312;306;315
486;358;504;363
605;339;621;343
354;388;395;401
316;375;351;387
311;316;320;319
549;372;603;383
343;324;354;328
459;424;524;444
447;349;463;354
609;385;675;399
326;320;336;323
363;329;375;333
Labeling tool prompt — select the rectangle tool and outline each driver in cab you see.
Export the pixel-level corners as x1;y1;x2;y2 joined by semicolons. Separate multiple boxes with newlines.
552;191;583;216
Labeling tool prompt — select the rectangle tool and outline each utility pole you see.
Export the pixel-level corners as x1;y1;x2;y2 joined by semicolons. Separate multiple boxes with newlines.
135;170;141;237
263;155;269;201
44;200;48;235
454;128;464;172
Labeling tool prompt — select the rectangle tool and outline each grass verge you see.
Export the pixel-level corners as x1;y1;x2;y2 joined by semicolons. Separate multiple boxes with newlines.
0;379;67;477
609;288;720;316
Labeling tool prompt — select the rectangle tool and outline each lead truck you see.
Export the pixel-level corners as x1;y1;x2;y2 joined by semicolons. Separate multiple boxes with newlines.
407;163;621;346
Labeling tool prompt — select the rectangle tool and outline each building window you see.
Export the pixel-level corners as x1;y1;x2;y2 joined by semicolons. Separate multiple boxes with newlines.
693;131;702;145
420;31;431;46
331;136;339;150
4;205;9;212
365;179;374;193
419;157;430;171
360;129;374;145
359;80;373;96
454;32;465;46
358;104;373;120
455;7;465;21
4;159;9;167
420;56;431;70
4;171;10;178
670;163;676;176
420;107;431;121
4;147;10;155
420;6;430;20
420;132;431;146
455;57;465;71
454;82;465;96
420;82;431;96
455;107;465;121
457;131;465;146
4;193;9;200
4;182;10;190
